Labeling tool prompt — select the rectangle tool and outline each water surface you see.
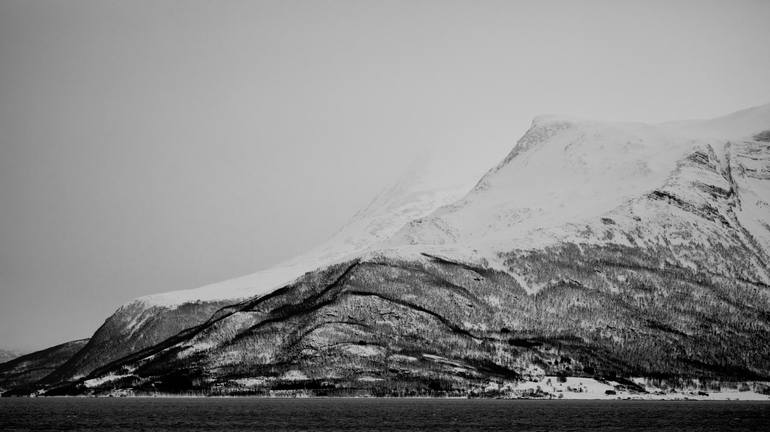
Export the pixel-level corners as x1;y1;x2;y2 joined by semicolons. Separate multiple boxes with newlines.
1;398;768;431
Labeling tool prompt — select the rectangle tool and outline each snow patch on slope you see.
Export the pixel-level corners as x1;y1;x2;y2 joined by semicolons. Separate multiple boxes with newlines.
138;265;313;308
135;147;501;307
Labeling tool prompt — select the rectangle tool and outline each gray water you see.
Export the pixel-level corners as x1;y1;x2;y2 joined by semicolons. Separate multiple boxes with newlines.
1;398;768;431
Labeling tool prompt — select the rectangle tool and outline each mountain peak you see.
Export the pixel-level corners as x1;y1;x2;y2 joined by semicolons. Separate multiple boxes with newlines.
11;103;770;398
530;114;584;127
134;103;770;308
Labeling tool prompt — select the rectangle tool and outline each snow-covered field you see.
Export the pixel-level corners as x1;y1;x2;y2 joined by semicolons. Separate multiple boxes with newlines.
487;377;770;400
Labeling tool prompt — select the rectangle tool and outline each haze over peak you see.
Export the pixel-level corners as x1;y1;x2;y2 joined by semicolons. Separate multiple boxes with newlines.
132;103;770;309
662;102;770;139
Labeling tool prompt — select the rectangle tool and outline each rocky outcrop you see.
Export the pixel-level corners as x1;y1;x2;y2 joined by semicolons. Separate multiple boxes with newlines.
40;300;232;385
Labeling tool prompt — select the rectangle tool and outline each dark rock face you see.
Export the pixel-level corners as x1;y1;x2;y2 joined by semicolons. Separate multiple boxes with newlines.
0;339;89;395
44;245;770;396
40;300;233;386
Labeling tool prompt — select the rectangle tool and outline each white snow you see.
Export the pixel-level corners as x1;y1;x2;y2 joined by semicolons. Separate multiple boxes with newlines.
131;103;770;307
86;103;770;398
381;104;770;270
136;264;318;308
357;376;384;382
280;370;309;381
730;140;770;256
83;373;133;388
232;377;270;387
342;344;384;357
390;120;693;252
489;376;770;400
133;147;500;308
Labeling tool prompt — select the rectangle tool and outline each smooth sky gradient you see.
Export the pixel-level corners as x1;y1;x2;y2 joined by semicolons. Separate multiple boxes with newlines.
1;0;769;351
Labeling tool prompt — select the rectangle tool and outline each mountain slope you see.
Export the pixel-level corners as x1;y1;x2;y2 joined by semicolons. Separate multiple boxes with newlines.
39;301;232;385
42;250;770;397
41;148;497;384
0;349;23;364
0;339;89;395
387;104;770;267
17;104;770;397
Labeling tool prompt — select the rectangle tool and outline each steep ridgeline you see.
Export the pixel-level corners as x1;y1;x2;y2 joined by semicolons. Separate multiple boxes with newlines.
26;149;490;390
0;339;89;395
0;349;22;364
13;104;770;397
38;301;232;386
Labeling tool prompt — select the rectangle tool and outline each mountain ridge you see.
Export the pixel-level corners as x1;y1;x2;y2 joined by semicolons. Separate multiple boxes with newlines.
4;103;769;397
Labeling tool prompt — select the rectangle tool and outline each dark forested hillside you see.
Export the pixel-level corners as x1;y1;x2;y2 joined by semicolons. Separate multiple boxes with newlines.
0;339;89;395
36;245;769;397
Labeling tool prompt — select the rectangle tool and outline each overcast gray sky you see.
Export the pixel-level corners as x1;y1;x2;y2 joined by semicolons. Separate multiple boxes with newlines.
1;0;769;351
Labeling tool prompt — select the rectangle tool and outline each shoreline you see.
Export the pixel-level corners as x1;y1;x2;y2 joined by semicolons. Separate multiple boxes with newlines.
5;395;770;401
7;376;769;401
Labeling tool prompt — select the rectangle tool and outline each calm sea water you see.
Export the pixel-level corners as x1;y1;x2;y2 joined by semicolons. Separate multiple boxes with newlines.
1;398;768;431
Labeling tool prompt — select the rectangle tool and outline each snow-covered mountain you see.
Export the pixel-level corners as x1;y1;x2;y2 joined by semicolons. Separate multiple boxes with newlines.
0;340;88;394
7;103;770;397
93;102;770;310
389;105;769;263
138;148;497;307
41;142;503;384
